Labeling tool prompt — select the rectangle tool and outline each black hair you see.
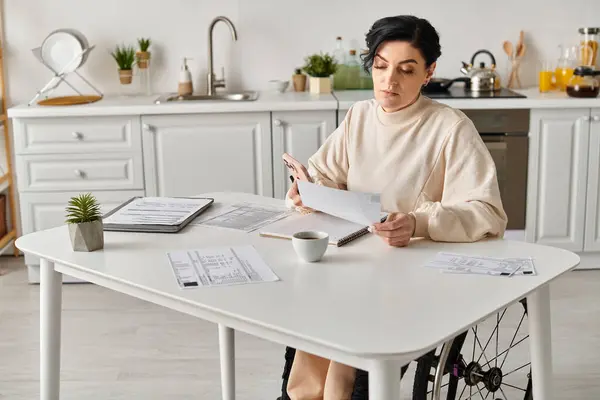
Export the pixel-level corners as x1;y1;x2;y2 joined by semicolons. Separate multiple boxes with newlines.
361;15;442;73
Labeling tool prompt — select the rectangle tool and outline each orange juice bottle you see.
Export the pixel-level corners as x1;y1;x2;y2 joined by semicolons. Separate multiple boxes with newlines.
555;45;578;91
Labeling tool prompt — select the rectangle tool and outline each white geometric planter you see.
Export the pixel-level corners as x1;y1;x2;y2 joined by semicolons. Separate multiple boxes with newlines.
68;220;104;252
309;76;332;94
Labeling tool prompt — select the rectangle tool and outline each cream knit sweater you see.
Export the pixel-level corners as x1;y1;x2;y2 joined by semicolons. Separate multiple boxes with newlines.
305;94;508;242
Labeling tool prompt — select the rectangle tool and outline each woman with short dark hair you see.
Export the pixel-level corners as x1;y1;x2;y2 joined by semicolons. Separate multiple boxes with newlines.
282;15;507;399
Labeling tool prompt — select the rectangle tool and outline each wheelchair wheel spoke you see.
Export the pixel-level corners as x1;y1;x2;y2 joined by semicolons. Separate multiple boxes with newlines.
475;309;506;365
504;362;531;378
480;335;528;370
502;382;527;392
495;313;499;367
500;309;526;369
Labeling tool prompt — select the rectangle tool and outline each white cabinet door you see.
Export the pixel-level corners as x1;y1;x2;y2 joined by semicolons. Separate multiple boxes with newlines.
526;108;590;252
141;113;273;198
272;111;337;199
584;109;600;251
19;190;144;265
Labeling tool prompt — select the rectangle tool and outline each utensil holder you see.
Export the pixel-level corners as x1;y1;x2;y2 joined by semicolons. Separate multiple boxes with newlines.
29;45;103;106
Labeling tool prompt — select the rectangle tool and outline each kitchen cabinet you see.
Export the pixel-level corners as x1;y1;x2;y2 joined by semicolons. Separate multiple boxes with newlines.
584;109;600;251
526;108;591;252
271;111;337;199
11;115;144;281
141;113;273;198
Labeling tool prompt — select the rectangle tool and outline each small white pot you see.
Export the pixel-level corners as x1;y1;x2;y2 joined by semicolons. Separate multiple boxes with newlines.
68;219;104;252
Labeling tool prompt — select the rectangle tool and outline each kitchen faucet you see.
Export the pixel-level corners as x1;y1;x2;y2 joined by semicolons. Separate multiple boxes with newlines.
207;16;238;96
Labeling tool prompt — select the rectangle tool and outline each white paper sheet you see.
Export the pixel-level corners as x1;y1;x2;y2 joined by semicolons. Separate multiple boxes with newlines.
190;202;291;232
297;181;382;226
103;197;212;226
166;245;279;288
425;252;537;277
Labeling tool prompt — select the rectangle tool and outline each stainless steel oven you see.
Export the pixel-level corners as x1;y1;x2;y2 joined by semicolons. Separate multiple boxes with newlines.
461;108;530;231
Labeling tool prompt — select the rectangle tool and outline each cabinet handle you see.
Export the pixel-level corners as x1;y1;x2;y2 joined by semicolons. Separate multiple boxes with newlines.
74;169;85;178
143;124;153;131
593;116;600;122
72;131;83;139
273;119;282;127
583;116;591;122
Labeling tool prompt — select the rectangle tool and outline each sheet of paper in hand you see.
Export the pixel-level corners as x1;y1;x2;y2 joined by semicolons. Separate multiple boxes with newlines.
297;180;382;226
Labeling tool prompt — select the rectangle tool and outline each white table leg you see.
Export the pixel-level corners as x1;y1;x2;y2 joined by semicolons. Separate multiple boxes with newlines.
40;258;62;400
527;284;553;400
218;324;235;400
369;359;401;400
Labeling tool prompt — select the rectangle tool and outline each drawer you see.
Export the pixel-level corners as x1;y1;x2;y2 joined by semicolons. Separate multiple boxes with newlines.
13;116;141;154
16;153;144;192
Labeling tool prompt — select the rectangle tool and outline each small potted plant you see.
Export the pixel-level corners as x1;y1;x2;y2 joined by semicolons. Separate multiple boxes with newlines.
136;37;151;69
65;193;104;252
292;67;307;92
110;44;136;84
302;53;338;94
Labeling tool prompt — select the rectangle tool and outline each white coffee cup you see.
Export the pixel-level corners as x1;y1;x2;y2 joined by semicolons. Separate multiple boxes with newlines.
292;231;329;262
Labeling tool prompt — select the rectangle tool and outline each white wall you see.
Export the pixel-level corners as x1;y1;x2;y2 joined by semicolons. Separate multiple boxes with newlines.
4;0;600;105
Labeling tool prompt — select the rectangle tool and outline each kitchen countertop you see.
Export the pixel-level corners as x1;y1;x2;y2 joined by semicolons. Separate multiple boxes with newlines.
335;88;600;110
7;91;339;118
7;87;600;119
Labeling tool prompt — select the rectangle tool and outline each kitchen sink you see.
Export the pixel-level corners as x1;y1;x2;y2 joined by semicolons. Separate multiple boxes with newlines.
154;91;259;104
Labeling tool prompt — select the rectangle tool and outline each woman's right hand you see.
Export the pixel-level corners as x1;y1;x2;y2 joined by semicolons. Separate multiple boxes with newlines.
286;180;304;207
286;180;314;213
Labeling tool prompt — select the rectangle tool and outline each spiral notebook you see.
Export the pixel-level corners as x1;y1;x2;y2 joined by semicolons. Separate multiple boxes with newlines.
259;211;387;247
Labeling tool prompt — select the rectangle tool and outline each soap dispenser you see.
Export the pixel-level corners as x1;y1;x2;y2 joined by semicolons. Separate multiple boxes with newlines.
178;57;193;96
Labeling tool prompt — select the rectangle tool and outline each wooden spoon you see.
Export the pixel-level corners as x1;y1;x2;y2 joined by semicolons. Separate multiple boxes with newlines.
503;40;514;59
516;30;524;57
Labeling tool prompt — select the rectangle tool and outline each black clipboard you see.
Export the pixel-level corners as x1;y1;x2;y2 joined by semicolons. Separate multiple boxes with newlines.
101;196;214;233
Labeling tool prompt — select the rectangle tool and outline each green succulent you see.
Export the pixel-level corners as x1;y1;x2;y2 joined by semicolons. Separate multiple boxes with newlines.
137;37;151;52
110;44;136;70
65;193;102;224
301;53;338;78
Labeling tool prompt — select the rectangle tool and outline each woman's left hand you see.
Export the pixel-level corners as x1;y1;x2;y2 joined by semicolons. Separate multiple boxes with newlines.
371;213;416;247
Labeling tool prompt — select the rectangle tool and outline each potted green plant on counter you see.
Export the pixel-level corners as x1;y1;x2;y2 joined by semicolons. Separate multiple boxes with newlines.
302;53;338;94
136;37;151;69
111;44;136;84
65;193;104;252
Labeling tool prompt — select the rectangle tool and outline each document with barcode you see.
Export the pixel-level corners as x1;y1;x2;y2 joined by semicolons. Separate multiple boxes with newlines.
166;245;279;289
425;252;537;277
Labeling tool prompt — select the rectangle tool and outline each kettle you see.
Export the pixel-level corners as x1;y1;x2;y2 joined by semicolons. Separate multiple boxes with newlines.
460;50;502;92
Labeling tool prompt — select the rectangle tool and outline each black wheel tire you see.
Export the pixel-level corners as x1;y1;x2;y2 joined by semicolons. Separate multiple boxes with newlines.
411;299;532;400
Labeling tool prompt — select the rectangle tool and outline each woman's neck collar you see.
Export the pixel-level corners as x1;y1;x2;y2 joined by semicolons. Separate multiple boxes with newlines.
376;93;427;126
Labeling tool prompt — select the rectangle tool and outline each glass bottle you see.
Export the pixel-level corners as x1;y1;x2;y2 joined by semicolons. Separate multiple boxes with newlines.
345;49;361;90
579;27;599;67
555;45;578;91
332;36;347;90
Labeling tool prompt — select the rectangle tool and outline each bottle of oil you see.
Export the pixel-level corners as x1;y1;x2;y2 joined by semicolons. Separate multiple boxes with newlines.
345;49;361;90
332;37;347;90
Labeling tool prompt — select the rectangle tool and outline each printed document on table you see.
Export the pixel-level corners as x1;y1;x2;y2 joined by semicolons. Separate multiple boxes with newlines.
425;252;537;276
166;245;279;288
190;202;291;232
103;197;213;226
297;181;382;226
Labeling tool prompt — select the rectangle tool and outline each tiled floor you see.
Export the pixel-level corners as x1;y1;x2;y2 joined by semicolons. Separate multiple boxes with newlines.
1;256;599;399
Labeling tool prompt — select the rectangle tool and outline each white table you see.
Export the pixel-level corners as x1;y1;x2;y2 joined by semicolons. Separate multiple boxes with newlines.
15;192;580;400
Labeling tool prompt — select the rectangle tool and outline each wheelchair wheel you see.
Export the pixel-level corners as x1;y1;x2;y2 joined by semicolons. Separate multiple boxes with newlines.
412;299;533;400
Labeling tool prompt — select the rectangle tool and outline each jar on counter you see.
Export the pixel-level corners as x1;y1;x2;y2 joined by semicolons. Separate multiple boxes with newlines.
566;66;600;98
579;27;600;67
